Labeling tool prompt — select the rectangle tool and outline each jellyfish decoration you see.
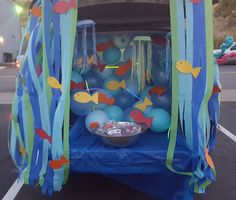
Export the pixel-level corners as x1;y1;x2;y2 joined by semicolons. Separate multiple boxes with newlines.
131;36;153;91
77;20;97;69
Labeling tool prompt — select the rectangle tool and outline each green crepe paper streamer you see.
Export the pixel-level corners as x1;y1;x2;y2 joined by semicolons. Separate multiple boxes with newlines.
11;94;26;169
63;6;78;185
22;91;35;184
42;0;52;111
166;0;192;176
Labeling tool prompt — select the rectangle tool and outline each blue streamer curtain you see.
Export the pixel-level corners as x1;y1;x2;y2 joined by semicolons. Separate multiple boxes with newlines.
9;0;78;195
168;0;220;193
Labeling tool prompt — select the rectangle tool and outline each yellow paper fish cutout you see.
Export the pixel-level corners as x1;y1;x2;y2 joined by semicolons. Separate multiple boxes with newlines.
48;77;62;91
205;148;215;172
106;79;126;91
19;147;26;156
74;92;99;104
176;60;202;78
135;97;153;112
77;55;94;66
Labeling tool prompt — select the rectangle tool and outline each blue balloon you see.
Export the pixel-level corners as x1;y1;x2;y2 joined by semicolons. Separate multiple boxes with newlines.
96;34;112;44
85;110;109;132
147;108;171;133
126;78;140;96
71;70;83;83
103;77;122;96
151;68;170;87
83;71;103;89
123;108;137;122
140;86;153;100
103;47;121;65
124;46;133;61
97;68;114;80
115;91;135;110
151;90;171;111
70;91;94;116
104;105;124;121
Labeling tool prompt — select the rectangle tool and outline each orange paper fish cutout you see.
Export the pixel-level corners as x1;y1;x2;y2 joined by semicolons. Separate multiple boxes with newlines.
90;122;99;129
148;86;167;96
96;40;114;52
70;81;84;90
53;0;77;14
130;110;153;128
35;128;52;144
205;148;216;174
211;85;221;97
31;6;42;17
116;59;132;76
49;155;69;169
106;79;126;91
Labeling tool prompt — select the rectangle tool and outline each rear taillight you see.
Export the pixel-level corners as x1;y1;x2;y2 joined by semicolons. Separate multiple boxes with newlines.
16;60;20;68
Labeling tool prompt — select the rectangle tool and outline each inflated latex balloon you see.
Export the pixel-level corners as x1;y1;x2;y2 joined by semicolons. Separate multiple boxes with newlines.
104;105;124;121
115;91;135;110
103;47;121;65
151;90;171;111
140;86;153;99
71;70;83;83
85;110;109;132
147;108;170;133
123;108;137;122
113;34;132;49
83;71;103;89
103;77;122;96
126;78;140;96
124;46;132;62
70;91;94;116
97;68;114;80
151;68;170;87
96;34;112;45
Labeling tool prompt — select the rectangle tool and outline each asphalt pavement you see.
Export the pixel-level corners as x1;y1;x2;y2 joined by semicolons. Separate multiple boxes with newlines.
0;64;235;200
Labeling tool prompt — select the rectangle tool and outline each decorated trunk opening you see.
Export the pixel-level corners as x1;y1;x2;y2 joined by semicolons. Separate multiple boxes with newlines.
9;0;220;199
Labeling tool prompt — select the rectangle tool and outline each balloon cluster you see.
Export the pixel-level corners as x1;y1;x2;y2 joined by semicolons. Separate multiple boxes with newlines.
70;33;171;133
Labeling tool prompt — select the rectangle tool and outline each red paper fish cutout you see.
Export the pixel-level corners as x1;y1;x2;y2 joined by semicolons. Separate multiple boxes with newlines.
35;128;52;144
31;6;41;17
191;0;201;3
98;93;115;106
148;86;167;96
36;64;42;77
49;155;69;169
116;59;132;76
90;122;99;129
53;0;77;14
211;85;221;97
130;110;153;128
92;63;106;72
70;81;84;90
96;40;114;52
152;36;167;46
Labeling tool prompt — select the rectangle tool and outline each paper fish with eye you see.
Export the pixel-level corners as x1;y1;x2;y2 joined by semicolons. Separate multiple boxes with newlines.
148;86;167;96
49;155;69;170
106;79;126;91
176;60;202;79
77;55;94;66
135;97;153;112
53;0;77;14
130;110;153;128
31;6;42;17
116;59;132;76
48;77;62;91
74;92;115;105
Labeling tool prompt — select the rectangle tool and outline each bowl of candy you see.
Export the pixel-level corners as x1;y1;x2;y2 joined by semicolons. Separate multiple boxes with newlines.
90;121;147;147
